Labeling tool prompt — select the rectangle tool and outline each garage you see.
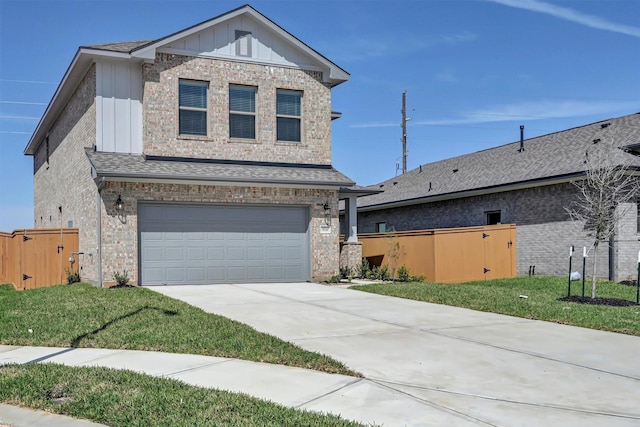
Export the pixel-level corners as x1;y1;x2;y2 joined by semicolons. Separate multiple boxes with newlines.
138;203;310;285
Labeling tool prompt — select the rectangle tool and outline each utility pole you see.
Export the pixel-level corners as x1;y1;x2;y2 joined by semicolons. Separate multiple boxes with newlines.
401;91;408;174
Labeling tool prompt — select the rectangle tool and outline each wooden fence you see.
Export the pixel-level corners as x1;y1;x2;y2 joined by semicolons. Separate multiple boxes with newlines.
358;224;516;283
0;228;79;290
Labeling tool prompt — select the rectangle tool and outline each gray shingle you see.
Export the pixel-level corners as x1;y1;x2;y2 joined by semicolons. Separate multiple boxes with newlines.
83;40;154;53
359;112;640;208
85;150;354;187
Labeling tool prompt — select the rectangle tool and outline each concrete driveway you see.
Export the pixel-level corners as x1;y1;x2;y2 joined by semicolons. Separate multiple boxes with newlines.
150;282;640;427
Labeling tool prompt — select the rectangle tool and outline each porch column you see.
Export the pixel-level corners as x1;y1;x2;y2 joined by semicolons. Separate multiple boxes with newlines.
340;194;362;274
344;194;358;242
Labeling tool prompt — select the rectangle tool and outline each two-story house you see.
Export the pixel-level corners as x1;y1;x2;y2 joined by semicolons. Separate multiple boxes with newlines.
24;5;361;286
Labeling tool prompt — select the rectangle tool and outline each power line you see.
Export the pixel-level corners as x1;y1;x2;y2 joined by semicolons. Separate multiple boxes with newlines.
0;79;57;85
0;116;40;120
0;100;47;106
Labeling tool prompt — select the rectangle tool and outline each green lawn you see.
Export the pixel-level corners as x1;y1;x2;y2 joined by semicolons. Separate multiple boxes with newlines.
0;363;366;427
355;276;640;336
0;283;355;375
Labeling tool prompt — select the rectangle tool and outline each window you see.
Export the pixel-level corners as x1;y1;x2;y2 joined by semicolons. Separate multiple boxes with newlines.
486;210;501;225
277;90;302;142
229;85;256;139
376;222;387;233
235;30;252;57
179;80;208;136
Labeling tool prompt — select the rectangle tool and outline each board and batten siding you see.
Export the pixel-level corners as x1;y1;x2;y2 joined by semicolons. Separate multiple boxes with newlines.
95;59;143;154
158;15;324;73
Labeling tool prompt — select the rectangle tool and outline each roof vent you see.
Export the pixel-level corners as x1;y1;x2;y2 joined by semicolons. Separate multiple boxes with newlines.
393;181;398;186
419;165;422;173
379;184;384;188
452;168;458;173
593;138;601;144
518;125;525;152
428;182;432;191
601;122;611;129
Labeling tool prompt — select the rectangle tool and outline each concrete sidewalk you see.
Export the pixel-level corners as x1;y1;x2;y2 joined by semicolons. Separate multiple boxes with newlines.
0;345;402;426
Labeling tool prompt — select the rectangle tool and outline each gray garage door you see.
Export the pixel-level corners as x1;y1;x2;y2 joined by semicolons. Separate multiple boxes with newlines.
139;203;310;285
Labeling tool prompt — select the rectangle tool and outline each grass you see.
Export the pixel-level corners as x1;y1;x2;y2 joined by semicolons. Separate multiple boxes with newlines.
0;283;355;375
355;276;640;336
0;363;366;426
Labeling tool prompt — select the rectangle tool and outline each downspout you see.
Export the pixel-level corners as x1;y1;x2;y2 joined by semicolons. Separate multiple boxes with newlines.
97;177;105;287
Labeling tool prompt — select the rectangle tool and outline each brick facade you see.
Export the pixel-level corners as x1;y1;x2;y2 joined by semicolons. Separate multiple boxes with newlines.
33;65;99;284
358;183;640;279
99;182;339;284
31;19;347;286
142;54;332;164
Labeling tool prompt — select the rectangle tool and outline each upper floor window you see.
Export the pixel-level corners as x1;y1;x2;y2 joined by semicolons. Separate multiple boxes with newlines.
179;80;208;136
376;222;387;233
277;90;302;142
235;30;252;57
229;85;256;139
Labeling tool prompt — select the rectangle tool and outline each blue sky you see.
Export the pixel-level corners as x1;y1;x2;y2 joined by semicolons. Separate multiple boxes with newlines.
1;0;639;231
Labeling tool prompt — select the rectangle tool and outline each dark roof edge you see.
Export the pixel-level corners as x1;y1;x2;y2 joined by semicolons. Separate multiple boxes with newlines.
358;172;588;212
142;154;335;170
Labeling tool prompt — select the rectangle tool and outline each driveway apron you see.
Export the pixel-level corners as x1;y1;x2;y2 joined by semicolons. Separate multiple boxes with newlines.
150;282;640;427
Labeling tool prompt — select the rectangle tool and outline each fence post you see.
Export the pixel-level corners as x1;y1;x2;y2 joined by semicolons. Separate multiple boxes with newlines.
581;247;587;303
567;246;574;297
636;251;639;305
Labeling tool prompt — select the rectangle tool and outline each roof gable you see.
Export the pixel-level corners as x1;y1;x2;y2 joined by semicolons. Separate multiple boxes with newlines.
132;5;348;86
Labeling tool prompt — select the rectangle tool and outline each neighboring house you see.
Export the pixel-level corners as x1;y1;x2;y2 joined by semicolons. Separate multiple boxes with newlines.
24;5;363;286
356;113;640;281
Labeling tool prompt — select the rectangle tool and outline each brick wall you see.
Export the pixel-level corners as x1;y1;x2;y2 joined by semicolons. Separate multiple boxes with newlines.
142;53;332;165
33;65;99;284
99;182;339;284
358;183;621;278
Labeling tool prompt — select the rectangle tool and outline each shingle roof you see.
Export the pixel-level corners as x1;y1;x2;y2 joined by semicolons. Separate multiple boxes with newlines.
85;150;355;188
84;40;153;53
358;112;640;209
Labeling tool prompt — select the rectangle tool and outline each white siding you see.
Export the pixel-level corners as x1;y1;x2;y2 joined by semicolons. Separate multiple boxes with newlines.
159;15;322;72
96;59;143;154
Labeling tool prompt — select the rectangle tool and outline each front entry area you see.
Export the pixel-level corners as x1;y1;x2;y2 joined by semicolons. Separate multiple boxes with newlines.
138;203;310;285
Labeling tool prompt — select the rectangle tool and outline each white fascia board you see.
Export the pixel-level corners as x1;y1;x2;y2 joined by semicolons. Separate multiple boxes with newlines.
25;50;90;155
131;6;349;86
131;7;249;60
25;48;138;156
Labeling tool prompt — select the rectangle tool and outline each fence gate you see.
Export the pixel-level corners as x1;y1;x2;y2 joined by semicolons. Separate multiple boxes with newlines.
0;228;78;290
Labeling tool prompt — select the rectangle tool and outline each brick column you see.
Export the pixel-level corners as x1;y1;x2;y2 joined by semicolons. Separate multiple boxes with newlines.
340;241;362;274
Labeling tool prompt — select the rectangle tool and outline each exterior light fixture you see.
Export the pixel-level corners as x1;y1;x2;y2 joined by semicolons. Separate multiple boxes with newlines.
115;195;124;212
323;202;331;226
323;202;331;213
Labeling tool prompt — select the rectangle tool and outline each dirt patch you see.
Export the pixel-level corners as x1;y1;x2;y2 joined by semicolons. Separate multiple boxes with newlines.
558;296;639;306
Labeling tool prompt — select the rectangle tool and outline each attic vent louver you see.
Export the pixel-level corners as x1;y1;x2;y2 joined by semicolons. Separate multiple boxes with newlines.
601;123;611;129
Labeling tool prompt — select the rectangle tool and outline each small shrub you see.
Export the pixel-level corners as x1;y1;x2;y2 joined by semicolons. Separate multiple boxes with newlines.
372;265;391;281
339;265;352;280
65;268;80;284
397;265;410;282
327;275;341;284
112;270;130;287
410;274;426;282
359;258;372;279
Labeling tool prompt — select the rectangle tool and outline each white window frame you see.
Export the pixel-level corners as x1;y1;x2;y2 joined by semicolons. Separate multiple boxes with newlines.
178;80;208;136
276;89;302;143
229;85;257;140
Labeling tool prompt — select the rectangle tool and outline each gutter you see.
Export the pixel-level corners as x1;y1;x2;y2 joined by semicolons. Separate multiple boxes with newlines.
96;177;106;288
